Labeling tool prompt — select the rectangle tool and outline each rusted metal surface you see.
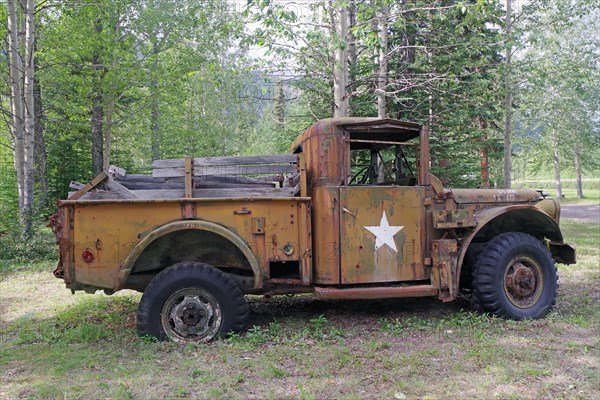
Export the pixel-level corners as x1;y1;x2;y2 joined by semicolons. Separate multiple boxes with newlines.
58;197;311;292
311;186;340;284
433;208;477;229
339;186;428;284
290;118;421;187
453;204;567;295
451;188;540;204
60;196;310;205
549;242;576;265
535;197;560;222
471;205;563;242
314;284;437;300
504;260;541;308
48;209;66;279
348;139;416;146
431;239;458;301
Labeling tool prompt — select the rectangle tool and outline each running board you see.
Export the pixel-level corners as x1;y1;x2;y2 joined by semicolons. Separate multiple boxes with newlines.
313;285;438;300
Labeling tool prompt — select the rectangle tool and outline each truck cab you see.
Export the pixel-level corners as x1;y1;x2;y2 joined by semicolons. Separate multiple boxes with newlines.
292;118;430;288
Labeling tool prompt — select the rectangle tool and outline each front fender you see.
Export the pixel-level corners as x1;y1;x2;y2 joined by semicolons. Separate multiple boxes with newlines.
456;205;565;294
114;220;261;291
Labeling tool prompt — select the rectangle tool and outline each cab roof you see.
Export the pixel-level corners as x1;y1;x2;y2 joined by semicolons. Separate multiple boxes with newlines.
291;117;422;153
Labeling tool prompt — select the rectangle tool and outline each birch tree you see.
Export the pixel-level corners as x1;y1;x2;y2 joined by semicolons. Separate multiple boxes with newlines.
515;0;599;198
503;0;513;188
333;2;349;117
376;0;389;118
6;0;36;238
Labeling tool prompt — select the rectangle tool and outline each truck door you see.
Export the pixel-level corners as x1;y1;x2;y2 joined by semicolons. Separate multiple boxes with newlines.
339;143;428;284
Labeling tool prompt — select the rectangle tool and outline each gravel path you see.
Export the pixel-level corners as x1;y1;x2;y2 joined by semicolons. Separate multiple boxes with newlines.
561;204;600;223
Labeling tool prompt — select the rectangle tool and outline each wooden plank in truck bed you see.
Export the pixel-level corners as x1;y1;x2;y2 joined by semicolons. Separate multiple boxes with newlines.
152;154;297;169
153;164;298;178
105;178;141;199
68;172;108;200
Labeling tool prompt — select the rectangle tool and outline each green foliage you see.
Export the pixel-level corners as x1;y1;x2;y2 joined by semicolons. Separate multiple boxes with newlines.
0;140;19;234
1;0;597;248
513;1;600;180
307;314;328;340
245;0;506;187
244;325;268;346
0;225;57;264
2;0;261;240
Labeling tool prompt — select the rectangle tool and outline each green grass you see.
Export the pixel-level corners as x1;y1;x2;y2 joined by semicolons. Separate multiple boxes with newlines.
1;220;598;399
559;188;600;204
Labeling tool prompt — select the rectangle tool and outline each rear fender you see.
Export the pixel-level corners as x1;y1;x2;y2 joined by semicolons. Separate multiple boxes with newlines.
114;220;261;291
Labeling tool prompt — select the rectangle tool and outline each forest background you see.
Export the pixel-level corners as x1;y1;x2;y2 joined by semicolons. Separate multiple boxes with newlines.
1;0;598;254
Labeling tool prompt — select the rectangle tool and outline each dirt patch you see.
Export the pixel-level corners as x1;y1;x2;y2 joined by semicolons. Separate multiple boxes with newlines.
561;204;600;222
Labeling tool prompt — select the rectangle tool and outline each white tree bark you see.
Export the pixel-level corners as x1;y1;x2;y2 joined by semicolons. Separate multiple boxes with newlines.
574;143;583;199
551;128;562;199
23;0;36;234
7;0;24;213
6;0;36;237
333;3;349;118
347;0;357;117
377;1;389;118
103;97;114;171
503;0;513;188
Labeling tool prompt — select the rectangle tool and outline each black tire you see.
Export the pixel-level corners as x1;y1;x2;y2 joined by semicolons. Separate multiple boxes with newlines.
472;232;558;320
137;262;249;342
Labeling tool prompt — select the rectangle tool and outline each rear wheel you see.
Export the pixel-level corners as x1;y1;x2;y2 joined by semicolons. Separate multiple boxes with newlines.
472;232;558;320
137;262;249;342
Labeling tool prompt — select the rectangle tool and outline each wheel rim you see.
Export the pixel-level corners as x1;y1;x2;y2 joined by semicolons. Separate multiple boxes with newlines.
503;256;544;309
161;288;222;342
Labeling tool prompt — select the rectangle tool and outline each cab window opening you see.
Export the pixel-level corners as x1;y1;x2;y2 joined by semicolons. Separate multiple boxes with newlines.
348;141;417;186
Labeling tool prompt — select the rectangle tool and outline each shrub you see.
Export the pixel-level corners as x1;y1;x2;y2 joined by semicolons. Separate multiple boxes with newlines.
0;225;58;264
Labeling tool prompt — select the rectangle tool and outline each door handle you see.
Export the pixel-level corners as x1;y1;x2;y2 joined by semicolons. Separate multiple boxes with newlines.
342;207;356;218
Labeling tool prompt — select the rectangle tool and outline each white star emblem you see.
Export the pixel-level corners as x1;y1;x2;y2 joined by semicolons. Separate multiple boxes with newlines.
364;211;404;252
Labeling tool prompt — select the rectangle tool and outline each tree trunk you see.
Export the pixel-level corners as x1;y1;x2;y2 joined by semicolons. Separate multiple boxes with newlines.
103;96;114;171
150;77;161;161
7;0;25;214
503;0;513;189
91;85;104;175
396;1;416;120
332;3;349;118
7;0;36;238
377;1;389;118
347;0;357;116
150;47;161;161
551;128;562;198
34;62;48;212
23;0;36;236
274;80;285;131
477;116;490;188
91;19;104;175
574;143;583;198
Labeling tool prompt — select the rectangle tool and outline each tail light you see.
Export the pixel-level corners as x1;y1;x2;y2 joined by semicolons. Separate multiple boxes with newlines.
82;249;94;263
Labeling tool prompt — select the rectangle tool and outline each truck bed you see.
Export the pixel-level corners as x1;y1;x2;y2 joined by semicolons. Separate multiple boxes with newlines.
68;154;301;200
54;153;311;293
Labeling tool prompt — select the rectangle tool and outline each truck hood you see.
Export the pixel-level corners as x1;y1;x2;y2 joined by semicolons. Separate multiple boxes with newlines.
450;188;541;205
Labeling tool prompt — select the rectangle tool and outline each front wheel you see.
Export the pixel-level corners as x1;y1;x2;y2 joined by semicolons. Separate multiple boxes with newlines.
472;232;558;320
137;262;249;342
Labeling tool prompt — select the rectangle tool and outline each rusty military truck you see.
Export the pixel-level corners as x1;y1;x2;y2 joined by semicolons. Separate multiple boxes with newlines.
50;118;576;342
